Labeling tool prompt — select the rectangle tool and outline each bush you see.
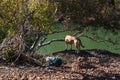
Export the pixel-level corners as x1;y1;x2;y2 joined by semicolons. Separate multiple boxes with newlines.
53;0;118;29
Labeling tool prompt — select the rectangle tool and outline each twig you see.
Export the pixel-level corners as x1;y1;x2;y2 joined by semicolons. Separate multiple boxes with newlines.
30;34;41;51
40;36;47;44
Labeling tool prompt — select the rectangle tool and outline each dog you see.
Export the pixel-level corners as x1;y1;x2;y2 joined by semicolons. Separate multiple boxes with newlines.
64;35;84;52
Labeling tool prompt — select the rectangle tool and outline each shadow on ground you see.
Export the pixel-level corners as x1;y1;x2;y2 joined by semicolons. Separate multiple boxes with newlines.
52;49;120;80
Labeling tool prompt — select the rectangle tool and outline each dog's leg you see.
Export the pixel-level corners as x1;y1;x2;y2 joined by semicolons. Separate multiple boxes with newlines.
77;47;80;53
76;42;80;53
65;43;68;50
70;44;72;50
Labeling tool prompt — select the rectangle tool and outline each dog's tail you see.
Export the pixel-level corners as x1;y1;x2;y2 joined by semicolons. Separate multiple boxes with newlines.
77;38;84;48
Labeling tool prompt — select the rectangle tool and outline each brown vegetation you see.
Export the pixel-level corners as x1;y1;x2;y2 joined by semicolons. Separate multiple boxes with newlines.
54;0;120;29
0;49;120;80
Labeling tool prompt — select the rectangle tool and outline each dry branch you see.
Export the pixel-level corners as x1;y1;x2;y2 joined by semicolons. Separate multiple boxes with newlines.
38;39;64;48
21;54;42;66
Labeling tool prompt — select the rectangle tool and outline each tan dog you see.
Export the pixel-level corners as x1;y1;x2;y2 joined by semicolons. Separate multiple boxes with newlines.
65;35;84;52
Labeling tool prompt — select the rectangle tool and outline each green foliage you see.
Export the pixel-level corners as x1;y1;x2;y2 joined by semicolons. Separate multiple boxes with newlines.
28;0;55;33
0;0;55;34
0;0;56;51
0;0;23;29
3;47;15;62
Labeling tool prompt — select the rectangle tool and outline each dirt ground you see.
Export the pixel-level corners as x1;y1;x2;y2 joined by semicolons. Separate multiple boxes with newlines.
0;49;120;80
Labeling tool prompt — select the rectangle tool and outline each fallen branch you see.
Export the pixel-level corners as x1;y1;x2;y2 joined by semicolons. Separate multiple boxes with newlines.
38;39;64;48
21;54;42;66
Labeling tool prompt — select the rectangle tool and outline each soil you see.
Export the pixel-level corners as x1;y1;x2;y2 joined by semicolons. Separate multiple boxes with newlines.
0;49;120;80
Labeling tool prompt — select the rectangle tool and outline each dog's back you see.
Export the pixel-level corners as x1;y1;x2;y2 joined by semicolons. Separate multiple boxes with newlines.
65;35;75;44
65;35;79;42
